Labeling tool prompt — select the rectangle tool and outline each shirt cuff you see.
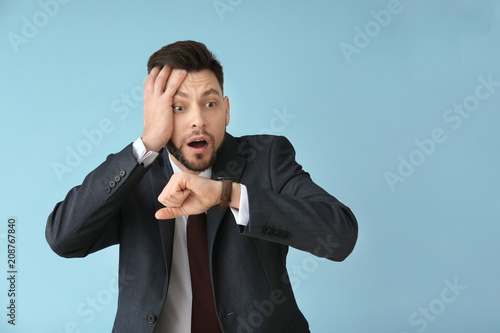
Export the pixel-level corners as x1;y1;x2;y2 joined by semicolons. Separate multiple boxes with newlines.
230;184;249;227
132;138;159;167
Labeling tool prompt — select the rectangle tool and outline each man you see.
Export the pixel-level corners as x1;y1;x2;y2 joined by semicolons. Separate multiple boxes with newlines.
46;40;358;333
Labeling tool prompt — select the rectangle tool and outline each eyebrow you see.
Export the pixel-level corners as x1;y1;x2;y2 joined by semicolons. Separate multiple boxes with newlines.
174;88;221;98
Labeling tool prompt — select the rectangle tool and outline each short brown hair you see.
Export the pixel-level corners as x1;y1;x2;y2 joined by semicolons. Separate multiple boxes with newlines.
147;40;224;94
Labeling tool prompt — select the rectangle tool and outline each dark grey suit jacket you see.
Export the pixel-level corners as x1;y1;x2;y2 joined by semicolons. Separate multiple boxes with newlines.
46;134;358;333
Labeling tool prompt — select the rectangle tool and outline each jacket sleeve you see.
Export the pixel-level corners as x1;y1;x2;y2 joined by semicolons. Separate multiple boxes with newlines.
45;143;149;258
242;136;358;262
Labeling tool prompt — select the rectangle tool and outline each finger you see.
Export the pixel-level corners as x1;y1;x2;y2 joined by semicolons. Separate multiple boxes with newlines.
155;207;185;220
144;66;161;96
158;188;191;208
163;69;187;99
154;65;172;95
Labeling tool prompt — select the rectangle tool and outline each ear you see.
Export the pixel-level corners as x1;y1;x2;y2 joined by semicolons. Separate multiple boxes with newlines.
224;96;230;126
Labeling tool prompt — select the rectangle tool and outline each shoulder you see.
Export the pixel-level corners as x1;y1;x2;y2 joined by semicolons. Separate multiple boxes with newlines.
228;134;295;159
212;133;298;179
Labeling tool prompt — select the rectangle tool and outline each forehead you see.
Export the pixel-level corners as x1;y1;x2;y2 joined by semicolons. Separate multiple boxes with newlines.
177;69;221;96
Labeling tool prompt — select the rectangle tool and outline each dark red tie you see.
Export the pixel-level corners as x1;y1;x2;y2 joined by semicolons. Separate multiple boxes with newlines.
187;213;222;333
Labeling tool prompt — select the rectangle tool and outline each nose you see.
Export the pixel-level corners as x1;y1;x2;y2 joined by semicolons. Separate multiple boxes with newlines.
190;106;206;129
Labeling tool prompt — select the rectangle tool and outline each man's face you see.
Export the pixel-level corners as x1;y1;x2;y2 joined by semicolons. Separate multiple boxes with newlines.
166;69;229;173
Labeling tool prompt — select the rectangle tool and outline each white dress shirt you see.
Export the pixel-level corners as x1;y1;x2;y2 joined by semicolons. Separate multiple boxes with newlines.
131;138;249;332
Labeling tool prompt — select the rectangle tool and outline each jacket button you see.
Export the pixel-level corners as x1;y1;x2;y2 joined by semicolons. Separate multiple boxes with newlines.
114;175;121;182
262;225;271;234
109;181;116;188
119;170;126;177
104;187;111;194
146;314;156;324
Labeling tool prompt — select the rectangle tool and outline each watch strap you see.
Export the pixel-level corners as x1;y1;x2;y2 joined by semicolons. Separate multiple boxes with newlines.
217;178;233;210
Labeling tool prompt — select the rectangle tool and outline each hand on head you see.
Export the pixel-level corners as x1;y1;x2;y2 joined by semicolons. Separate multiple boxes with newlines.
142;65;188;152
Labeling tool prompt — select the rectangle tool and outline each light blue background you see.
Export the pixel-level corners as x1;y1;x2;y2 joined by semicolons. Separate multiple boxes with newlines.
1;0;500;332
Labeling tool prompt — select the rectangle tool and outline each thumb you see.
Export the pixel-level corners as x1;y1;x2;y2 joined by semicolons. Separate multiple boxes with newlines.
155;207;184;220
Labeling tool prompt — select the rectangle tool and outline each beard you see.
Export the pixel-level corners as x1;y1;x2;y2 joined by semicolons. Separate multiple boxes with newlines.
166;130;219;172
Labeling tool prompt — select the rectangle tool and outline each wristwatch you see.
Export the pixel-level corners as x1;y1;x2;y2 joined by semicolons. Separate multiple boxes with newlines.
215;177;233;210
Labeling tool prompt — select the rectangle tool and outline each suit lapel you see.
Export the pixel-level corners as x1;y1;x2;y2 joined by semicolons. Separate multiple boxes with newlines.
149;147;176;277
207;133;246;256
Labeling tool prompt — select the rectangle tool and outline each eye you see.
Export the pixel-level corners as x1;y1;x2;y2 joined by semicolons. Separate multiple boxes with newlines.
173;105;185;112
206;102;216;108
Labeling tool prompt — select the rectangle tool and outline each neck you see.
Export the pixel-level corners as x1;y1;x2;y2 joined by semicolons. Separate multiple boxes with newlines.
168;153;201;175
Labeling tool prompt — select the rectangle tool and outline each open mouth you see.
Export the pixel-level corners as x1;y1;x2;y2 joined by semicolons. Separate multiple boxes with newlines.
188;139;208;149
186;135;210;151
